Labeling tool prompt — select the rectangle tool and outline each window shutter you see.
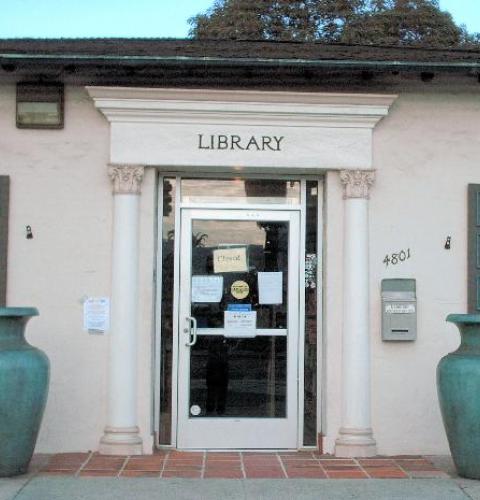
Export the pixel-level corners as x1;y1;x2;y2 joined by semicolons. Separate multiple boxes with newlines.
0;176;9;306
468;184;480;313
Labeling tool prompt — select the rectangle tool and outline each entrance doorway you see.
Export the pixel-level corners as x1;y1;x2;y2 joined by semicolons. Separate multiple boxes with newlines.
177;209;300;449
156;177;321;451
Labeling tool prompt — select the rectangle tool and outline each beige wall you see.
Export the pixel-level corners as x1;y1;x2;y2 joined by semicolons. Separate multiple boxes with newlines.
0;85;112;452
0;83;478;454
323;90;480;455
371;91;479;454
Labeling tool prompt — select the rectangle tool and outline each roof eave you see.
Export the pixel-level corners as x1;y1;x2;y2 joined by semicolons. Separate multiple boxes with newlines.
1;53;480;72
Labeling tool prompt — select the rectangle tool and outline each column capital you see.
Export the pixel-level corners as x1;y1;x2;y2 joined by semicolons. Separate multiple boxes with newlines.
108;164;144;195
339;170;375;200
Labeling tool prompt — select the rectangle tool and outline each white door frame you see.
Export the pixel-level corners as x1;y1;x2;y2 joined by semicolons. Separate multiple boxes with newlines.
177;208;300;449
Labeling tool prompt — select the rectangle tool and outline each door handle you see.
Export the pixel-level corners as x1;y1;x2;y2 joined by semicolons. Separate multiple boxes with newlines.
185;316;198;347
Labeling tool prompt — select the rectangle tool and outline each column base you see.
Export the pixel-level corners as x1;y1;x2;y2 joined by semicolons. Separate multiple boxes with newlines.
99;426;143;455
335;427;377;457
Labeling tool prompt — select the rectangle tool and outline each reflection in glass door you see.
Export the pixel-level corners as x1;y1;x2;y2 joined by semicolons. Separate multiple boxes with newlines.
177;210;300;449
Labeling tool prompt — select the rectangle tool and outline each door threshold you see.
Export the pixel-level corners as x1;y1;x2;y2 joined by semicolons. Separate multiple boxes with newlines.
157;447;317;453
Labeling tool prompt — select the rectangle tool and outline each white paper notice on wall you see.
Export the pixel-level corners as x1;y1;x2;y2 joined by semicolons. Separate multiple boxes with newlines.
83;297;110;333
191;275;224;303
258;272;283;304
213;247;248;273
224;311;257;338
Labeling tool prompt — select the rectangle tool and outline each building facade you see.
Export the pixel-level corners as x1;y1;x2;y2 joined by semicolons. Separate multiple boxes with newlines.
0;39;479;457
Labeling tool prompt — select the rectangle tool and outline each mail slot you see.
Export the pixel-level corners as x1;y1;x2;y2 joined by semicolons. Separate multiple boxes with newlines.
381;279;417;341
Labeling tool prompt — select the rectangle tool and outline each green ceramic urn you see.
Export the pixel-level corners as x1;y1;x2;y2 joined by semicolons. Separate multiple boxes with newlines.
437;314;480;479
0;307;49;477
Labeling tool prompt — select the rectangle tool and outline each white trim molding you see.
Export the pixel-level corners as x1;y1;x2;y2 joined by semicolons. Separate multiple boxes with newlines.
87;87;397;170
87;87;397;129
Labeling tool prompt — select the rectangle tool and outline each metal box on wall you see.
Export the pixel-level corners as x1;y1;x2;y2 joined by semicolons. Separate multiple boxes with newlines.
381;279;417;341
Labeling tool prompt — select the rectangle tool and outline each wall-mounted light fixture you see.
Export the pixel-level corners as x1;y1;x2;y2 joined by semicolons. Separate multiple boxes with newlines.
16;82;64;129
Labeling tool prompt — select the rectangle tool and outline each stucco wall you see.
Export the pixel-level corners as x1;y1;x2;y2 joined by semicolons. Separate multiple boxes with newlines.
323;90;480;455
0;83;478;455
371;91;479;454
0;85;112;452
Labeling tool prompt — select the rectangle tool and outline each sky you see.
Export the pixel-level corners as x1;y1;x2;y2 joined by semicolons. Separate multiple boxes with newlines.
0;0;478;39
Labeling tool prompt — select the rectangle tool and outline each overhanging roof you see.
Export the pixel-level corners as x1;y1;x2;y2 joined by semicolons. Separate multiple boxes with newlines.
1;38;479;87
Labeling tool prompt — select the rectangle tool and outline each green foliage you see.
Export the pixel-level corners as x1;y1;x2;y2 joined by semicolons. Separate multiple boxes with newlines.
189;0;479;47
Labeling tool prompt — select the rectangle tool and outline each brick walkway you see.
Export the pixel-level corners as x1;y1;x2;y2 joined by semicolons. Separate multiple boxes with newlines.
40;452;449;479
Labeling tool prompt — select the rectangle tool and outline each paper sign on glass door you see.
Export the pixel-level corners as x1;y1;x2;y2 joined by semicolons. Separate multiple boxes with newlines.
258;272;283;304
224;311;256;338
191;275;223;303
213;247;248;273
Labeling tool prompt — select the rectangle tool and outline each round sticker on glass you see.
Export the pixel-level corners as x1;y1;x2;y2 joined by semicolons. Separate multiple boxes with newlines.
190;405;201;416
231;280;249;299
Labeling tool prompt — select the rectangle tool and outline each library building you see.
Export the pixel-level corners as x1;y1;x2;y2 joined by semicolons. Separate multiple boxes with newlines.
0;39;479;460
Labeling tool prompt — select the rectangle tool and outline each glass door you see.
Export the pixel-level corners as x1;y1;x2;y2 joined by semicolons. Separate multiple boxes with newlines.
177;209;300;449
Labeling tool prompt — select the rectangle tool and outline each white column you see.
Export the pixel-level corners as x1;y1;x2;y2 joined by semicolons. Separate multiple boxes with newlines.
99;165;144;455
335;170;377;458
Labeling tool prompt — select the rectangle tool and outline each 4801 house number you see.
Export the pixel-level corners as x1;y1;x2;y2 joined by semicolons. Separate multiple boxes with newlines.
383;249;411;267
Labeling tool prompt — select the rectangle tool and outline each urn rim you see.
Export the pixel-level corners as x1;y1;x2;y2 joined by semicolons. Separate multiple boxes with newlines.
0;307;39;317
447;313;480;325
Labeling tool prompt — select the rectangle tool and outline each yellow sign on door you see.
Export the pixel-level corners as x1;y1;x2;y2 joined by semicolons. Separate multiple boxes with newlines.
231;280;250;299
213;247;248;273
